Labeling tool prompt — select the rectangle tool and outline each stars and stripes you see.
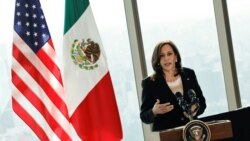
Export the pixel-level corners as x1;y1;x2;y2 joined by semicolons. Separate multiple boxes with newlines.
14;1;49;53
12;0;71;140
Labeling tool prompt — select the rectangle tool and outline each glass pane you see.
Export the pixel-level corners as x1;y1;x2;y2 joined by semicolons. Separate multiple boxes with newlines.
137;0;228;117
87;0;145;141
227;0;250;107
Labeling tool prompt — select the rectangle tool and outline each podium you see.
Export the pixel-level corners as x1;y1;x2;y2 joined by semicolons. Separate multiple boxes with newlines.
160;120;233;141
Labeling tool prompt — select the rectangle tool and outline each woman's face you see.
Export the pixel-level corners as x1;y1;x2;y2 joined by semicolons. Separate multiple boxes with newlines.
159;44;177;72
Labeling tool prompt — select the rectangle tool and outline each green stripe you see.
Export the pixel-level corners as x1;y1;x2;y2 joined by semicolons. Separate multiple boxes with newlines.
64;0;89;34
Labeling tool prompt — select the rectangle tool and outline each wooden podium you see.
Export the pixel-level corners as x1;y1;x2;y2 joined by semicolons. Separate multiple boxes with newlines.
160;120;233;141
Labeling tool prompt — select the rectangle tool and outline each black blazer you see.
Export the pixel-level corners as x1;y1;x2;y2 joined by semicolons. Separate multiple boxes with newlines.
140;67;206;131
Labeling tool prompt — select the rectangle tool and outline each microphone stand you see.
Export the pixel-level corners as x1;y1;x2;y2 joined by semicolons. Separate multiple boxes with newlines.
187;103;200;121
187;105;194;121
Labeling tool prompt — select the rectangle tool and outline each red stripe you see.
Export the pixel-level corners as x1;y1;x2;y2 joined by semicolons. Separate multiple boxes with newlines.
37;39;63;84
12;98;49;141
12;70;71;141
12;44;69;118
48;38;55;49
70;72;123;141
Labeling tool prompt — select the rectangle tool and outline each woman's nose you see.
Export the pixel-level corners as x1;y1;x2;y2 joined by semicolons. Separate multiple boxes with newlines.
164;55;169;60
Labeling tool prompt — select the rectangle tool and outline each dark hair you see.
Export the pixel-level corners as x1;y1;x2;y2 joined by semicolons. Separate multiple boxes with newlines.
151;40;182;80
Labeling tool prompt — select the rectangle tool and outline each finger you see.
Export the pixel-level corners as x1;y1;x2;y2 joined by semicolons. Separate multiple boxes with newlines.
159;104;173;112
155;99;160;105
161;102;171;106
167;105;174;112
168;105;174;110
161;105;174;113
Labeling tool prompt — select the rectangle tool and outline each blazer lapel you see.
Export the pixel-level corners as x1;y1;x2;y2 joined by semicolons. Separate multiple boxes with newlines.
180;69;190;100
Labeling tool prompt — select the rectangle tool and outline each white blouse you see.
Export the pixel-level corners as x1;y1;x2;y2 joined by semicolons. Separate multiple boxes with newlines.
167;76;183;95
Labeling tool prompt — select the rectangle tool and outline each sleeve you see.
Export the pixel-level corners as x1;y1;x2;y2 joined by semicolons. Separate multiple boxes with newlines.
191;70;207;118
140;79;156;124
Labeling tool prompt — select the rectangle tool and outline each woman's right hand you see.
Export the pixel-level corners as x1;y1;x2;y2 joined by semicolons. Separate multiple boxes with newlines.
152;99;174;116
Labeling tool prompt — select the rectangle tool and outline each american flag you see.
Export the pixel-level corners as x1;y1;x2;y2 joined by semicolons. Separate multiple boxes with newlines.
12;0;71;140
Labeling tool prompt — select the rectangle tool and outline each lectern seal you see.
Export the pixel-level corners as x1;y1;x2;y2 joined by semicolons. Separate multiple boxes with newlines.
183;120;211;141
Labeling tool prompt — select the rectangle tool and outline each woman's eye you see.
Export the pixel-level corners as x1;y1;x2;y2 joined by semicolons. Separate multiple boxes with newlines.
167;52;173;56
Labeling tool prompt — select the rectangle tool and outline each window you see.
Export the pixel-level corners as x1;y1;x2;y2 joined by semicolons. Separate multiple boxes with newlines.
227;0;250;107
137;0;228;116
91;0;144;140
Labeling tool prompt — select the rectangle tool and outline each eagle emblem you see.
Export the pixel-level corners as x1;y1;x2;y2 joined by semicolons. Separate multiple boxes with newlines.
71;38;101;70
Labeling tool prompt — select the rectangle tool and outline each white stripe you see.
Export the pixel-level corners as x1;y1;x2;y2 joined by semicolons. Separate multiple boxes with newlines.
41;42;59;68
63;6;109;116
70;124;82;141
12;58;71;136
12;86;61;141
13;32;65;99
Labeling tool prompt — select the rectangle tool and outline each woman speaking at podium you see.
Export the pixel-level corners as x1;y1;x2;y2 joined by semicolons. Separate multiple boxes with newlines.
140;40;206;131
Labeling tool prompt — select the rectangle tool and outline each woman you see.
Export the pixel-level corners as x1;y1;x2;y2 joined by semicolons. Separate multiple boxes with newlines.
140;40;206;131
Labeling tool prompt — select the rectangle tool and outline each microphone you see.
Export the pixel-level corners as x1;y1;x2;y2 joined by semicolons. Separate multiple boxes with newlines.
175;92;188;112
188;89;200;112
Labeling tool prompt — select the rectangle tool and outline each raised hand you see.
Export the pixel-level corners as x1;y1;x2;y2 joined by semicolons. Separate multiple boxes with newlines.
152;99;174;116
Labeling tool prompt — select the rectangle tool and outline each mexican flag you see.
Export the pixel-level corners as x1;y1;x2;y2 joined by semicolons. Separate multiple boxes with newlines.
63;0;123;140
